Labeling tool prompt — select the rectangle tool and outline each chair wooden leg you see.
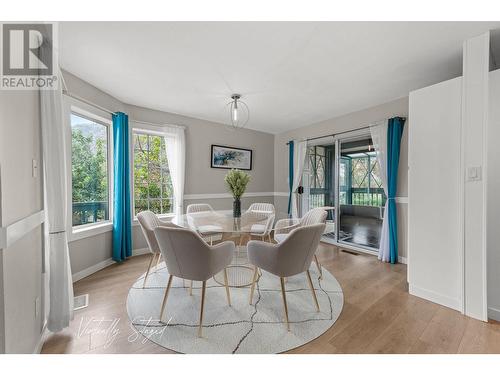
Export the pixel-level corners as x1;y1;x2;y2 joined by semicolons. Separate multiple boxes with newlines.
249;266;259;304
314;254;323;280
280;277;290;331
306;270;320;312
223;268;231;306
155;253;162;270
159;275;173;322
143;253;156;288
198;281;207;337
189;280;193;296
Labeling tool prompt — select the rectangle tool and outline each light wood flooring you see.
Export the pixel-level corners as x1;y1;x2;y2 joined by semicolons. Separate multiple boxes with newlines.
41;243;500;354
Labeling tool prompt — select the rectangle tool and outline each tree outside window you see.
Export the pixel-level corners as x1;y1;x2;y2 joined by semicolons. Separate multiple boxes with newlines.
133;131;174;216
71;113;109;226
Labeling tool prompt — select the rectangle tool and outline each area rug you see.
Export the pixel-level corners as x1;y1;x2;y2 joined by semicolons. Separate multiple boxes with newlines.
126;260;344;354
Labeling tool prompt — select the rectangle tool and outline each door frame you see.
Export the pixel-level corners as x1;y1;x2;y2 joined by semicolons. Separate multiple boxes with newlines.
302;127;381;255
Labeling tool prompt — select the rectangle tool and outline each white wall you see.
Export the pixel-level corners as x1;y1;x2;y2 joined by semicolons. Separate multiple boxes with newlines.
408;77;464;311
0;90;44;353
487;68;500;321
409;43;494;320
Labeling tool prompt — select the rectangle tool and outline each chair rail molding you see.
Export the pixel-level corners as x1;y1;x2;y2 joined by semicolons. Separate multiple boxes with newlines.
0;210;45;249
184;192;286;200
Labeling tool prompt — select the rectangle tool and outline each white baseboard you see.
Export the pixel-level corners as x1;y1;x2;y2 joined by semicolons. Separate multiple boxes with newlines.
72;258;115;282
398;256;407;264
488;307;500;322
409;284;461;311
71;248;152;282
34;322;48;354
132;248;150;256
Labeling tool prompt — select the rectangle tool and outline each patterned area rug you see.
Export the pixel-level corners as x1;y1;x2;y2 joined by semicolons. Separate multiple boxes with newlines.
126;262;344;354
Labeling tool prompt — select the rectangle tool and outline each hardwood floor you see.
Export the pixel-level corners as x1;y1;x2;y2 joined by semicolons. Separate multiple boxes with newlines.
41;243;500;354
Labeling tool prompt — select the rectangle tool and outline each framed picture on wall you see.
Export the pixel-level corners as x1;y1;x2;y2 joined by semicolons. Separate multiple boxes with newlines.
211;144;253;170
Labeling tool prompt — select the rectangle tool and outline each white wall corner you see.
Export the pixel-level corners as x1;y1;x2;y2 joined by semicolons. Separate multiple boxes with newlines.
0;227;6;249
461;31;490;321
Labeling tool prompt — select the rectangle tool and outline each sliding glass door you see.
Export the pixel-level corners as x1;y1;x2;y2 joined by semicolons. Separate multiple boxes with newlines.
301;136;336;241
299;130;385;252
337;133;386;251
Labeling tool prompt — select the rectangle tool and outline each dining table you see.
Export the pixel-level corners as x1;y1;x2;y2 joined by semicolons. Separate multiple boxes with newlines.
172;209;299;287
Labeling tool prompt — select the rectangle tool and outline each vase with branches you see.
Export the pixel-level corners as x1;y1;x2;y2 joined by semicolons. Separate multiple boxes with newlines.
224;169;251;217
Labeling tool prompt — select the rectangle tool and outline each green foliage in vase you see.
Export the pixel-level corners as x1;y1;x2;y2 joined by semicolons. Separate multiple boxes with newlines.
224;169;251;199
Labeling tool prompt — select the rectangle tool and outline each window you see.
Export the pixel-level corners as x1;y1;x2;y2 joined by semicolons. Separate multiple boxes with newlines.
133;130;174;216
308;146;326;190
307;145;334;209
71;112;111;227
339;145;386;207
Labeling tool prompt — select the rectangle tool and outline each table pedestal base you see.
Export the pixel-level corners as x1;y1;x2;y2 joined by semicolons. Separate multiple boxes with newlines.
213;246;260;288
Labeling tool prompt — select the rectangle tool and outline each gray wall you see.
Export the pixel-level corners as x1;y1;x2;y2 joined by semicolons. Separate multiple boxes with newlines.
273;97;409;259
62;71;276;275
126;104;275;195
0;91;44;353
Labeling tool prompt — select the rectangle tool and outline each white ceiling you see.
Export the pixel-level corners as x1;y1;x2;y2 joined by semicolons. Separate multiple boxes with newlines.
60;22;500;134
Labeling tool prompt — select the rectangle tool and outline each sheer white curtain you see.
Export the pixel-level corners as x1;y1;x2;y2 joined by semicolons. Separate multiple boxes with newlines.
291;140;307;218
370;121;390;262
164;126;186;216
41;68;74;332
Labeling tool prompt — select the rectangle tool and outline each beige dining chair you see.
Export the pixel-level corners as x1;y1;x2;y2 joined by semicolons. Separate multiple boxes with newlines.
246;203;275;242
247;223;326;331
273;208;327;279
186;203;223;245
137;210;179;288
154;225;234;337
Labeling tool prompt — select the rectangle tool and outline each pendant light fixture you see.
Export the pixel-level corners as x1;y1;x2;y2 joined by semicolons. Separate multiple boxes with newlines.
227;94;249;129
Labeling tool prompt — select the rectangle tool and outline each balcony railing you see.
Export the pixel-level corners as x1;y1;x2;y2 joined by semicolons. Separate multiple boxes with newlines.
309;187;386;208
72;201;109;226
351;188;386;206
309;193;325;209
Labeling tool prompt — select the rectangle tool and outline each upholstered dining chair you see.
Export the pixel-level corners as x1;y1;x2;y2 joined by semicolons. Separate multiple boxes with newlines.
247;223;326;331
154;225;234;337
246;203;275;242
186;203;222;245
273;208;327;279
137;210;179;288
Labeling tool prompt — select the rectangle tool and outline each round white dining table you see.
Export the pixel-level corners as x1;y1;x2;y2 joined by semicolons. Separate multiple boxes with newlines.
172;209;298;287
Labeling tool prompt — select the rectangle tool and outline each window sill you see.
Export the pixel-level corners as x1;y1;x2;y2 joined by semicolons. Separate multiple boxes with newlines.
68;214;175;242
69;221;113;242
